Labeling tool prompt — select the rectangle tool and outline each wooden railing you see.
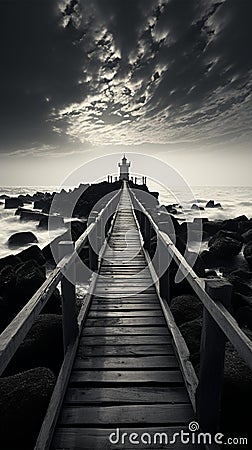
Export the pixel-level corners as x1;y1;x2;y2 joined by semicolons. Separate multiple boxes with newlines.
0;188;121;377
129;186;252;435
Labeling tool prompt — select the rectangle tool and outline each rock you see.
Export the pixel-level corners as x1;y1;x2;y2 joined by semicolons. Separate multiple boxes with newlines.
42;221;87;264
15;260;46;305
229;269;252;281
179;318;202;364
244;241;252;266
205;200;215;208
0;367;56;449
241;229;252;243
17;245;46;266
20;209;46;221
238;220;252;234
221;342;252;437
227;272;252;296
200;250;219;267
203;220;224;235
0;265;17;300
170;295;203;326
0;194;10;199
191;204;204;210
235;306;252;329
185;252;206;277
209;236;242;258
4;314;63;376
34;198;52;210
37;215;65;230
0;295;11;332
69;220;87;240
205;200;222;208
165;204;177;214
208;230;243;247
4;198;23;209
0;254;22;271
8;231;38;247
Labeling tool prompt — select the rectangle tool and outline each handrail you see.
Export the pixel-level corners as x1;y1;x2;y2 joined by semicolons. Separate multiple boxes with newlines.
0;188;121;376
129;187;252;370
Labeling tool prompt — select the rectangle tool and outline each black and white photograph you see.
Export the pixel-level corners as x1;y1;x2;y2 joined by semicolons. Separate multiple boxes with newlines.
0;1;251;449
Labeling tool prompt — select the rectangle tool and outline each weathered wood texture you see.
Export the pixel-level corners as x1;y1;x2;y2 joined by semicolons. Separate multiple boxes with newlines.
51;184;199;450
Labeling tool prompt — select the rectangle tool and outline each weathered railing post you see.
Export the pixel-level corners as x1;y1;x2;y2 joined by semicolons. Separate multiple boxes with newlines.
196;278;233;434
59;241;79;354
157;221;172;305
88;211;99;271
143;213;151;251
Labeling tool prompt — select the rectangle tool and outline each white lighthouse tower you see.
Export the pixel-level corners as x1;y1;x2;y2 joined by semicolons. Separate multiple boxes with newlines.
118;155;131;181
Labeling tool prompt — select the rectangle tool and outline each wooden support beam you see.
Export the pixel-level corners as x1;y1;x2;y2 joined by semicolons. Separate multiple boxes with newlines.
59;242;79;354
196;278;232;434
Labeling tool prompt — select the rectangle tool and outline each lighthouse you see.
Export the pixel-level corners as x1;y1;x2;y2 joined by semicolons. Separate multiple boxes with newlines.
118;155;130;181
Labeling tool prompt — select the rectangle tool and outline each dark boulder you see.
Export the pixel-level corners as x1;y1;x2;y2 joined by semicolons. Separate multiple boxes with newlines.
5;198;23;209
37;215;65;230
241;229;252;243
0;265;17;300
34;198;52;210
221;342;252;438
205;200;215;208
4;314;63;376
0;254;22;271
203;220;224;235
244;241;252;266
238;220;252;234
15;260;46;305
191;204;204;210
205;200;222;208
0;367;56;449
227;272;252;296
165;204;178;214
17;245;46;266
8;231;38;247
69;220;87;239
234;306;252;329
208;230;243;247
170;295;203;326
179;317;202;364
209;236;242;258
185;252;206;277
20;209;46;221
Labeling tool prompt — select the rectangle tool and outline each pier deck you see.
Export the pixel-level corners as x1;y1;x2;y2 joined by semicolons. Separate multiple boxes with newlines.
51;186;201;449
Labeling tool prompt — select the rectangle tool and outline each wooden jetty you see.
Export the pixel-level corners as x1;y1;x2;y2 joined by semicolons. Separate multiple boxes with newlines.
0;181;252;449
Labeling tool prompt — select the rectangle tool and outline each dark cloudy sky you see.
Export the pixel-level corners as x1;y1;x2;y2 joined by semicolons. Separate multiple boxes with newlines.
0;0;251;185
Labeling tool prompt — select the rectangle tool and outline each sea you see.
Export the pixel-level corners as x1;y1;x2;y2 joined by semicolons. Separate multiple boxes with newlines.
0;185;252;259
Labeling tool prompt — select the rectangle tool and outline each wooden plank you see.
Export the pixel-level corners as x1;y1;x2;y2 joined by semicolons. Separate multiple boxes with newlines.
78;344;174;356
70;370;183;384
52;427;204;450
58;404;194;425
90;305;161;311
64;386;189;404
74;355;178;370
82;327;169;336
80;335;171;345
88;311;163;317
85;317;166;327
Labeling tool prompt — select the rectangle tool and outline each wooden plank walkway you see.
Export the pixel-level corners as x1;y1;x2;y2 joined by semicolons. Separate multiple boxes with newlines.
51;186;202;449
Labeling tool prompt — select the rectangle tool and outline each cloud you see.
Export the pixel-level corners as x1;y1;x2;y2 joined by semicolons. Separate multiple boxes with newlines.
0;0;251;155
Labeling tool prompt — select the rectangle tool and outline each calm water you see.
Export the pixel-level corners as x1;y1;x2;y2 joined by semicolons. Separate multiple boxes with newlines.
0;185;252;258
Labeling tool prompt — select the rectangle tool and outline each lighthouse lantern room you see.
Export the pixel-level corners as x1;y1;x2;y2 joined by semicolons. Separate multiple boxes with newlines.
118;155;131;181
